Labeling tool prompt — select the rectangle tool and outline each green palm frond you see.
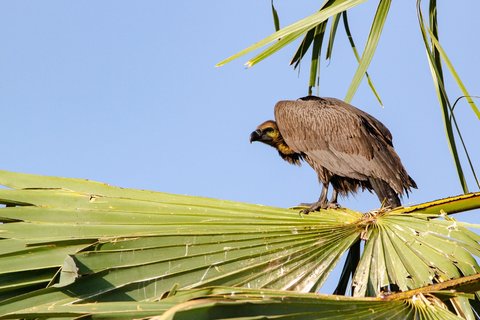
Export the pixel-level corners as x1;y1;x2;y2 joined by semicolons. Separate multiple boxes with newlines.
344;0;390;103
215;0;366;68
0;171;360;315
0;170;479;319
416;0;480;193
353;208;480;296
270;0;280;32
341;11;383;105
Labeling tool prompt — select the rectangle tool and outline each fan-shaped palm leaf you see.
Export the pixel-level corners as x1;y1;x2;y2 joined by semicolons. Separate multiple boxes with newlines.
0;171;479;318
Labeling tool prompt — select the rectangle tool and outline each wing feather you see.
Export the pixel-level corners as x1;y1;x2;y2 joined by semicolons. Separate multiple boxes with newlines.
274;97;410;193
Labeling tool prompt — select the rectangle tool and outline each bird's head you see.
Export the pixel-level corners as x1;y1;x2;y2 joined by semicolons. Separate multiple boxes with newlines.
250;120;300;165
249;120;282;147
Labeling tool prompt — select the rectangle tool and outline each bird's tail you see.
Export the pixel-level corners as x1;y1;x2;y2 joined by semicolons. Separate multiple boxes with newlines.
368;178;401;208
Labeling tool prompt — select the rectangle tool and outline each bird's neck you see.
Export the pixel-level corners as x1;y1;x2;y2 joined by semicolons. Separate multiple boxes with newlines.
276;142;295;155
276;141;302;166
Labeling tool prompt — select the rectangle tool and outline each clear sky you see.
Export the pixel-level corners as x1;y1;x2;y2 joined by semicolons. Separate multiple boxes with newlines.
0;1;479;292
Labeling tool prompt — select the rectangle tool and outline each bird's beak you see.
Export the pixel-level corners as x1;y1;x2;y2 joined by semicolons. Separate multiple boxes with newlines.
249;129;262;143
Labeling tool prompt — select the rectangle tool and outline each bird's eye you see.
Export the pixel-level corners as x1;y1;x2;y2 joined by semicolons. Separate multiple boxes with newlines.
264;128;274;133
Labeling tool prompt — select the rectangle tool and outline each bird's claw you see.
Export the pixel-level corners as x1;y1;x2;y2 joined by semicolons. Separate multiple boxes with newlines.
327;202;341;209
299;201;341;214
300;202;325;214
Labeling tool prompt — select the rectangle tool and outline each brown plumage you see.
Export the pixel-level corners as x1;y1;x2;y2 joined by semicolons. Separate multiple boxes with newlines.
250;96;417;213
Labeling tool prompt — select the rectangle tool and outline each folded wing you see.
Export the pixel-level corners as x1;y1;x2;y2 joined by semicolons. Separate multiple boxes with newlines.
274;97;414;195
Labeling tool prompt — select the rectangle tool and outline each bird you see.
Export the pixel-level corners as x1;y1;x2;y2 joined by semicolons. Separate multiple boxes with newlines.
249;96;417;213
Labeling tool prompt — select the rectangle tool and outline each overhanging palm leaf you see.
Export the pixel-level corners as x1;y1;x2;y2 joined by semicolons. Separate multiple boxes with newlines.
216;0;366;68
217;1;480;192
0;170;479;319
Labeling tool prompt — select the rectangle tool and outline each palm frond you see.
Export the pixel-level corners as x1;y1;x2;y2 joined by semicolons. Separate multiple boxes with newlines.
416;0;480;193
342;11;383;105
0;170;479;318
0;170;360;315
215;0;366;68
344;0;390;103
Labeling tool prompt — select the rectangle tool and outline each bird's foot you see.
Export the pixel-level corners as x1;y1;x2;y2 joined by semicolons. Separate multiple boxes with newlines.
327;201;341;209
300;201;327;214
298;201;341;214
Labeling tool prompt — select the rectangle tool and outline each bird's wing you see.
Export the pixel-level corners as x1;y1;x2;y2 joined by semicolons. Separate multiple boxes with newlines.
274;98;406;190
326;97;393;146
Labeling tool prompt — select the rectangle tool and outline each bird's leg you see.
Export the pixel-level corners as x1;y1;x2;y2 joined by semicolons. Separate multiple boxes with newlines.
327;189;341;209
301;183;329;214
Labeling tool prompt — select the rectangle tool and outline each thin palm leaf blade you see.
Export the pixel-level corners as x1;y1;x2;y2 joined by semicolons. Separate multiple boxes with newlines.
308;22;327;93
326;13;341;60
290;27;315;68
342;11;383;105
425;28;480;119
344;0;391;103
216;0;367;67
416;0;469;193
271;0;280;32
402;192;480;215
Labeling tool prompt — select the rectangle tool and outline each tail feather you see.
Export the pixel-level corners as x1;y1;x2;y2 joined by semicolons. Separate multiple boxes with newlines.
407;175;417;190
369;178;401;208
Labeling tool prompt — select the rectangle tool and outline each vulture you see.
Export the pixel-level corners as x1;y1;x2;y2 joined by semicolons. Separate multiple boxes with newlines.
250;96;416;213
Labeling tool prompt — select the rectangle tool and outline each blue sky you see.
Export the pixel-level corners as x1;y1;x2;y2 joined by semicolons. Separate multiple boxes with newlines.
0;1;479;291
